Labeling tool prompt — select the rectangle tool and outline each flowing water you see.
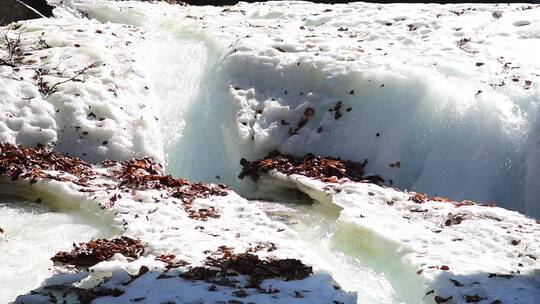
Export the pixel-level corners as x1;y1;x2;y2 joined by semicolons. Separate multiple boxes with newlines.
253;200;412;304
0;195;116;303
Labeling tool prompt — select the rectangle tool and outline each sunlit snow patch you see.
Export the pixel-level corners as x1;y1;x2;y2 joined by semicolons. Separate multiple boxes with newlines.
0;195;115;304
67;0;540;216
0;17;163;164
0;144;353;303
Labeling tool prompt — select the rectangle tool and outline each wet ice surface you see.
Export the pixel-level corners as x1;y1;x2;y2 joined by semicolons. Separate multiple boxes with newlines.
0;195;115;304
255;172;540;304
253;200;403;304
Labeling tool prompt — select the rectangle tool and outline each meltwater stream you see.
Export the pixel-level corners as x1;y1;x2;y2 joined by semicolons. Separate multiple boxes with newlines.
137;25;407;304
0;195;115;303
252;200;410;304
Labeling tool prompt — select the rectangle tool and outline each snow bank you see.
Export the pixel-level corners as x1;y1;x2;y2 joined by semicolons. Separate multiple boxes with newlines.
254;170;540;304
63;0;540;216
0;17;162;163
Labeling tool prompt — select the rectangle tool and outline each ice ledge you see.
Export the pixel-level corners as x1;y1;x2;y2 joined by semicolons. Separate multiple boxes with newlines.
254;170;540;304
0;144;354;303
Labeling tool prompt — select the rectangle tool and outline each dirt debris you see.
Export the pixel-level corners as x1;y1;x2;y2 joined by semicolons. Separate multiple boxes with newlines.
155;254;189;270
444;213;467;226
0;143;94;185
409;192;483;208
42;285;124;304
329;101;344;119
464;294;486;303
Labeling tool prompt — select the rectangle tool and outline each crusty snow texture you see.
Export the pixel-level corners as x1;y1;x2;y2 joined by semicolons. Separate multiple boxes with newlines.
0;17;162;163
257;171;540;304
1;1;540;303
69;0;540;216
3;160;353;304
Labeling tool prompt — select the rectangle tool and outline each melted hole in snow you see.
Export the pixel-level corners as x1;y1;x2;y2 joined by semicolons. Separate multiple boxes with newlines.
0;195;115;303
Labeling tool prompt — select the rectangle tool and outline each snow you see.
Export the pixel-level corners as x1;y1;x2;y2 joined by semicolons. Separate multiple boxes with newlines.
0;17;163;163
0;157;353;303
62;0;540;216
1;0;540;303
254;170;540;304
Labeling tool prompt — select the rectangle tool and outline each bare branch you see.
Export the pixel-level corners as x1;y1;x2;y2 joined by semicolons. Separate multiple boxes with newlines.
42;62;101;98
0;28;25;67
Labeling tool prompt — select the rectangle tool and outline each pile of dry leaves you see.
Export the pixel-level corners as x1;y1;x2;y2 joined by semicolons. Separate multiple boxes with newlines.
239;150;384;184
0;143;94;185
51;237;146;268
181;245;313;289
0;143;229;220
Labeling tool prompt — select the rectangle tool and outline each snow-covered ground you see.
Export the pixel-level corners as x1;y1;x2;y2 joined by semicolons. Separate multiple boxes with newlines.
1;0;539;303
0;146;352;304
0;16;162;163
63;0;540;216
255;170;540;304
3;0;537;214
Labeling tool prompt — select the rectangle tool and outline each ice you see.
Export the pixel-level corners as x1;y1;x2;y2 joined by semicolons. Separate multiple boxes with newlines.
254;171;540;304
0;195;115;304
254;200;403;304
